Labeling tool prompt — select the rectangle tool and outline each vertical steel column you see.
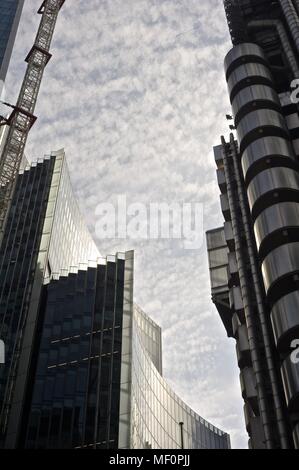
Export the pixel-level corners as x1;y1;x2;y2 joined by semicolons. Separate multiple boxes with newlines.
229;134;290;450
279;0;299;54
248;20;299;78
221;136;275;449
179;422;184;450
294;0;299;16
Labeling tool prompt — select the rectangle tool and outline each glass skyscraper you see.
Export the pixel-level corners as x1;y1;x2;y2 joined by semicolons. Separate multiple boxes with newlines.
21;254;230;450
0;153;230;449
0;0;25;162
130;305;230;450
0;0;24;91
0;150;100;448
207;0;299;450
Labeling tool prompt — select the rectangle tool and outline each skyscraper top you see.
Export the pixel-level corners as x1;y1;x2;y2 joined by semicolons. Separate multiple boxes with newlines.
0;0;24;89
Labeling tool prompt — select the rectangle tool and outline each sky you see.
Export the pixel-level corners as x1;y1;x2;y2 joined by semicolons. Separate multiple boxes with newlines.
5;0;248;449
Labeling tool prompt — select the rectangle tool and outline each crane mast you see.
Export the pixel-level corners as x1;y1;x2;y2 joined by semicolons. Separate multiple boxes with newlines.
0;0;65;230
0;0;65;443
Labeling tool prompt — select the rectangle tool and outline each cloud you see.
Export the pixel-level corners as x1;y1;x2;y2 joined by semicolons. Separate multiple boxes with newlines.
6;0;247;449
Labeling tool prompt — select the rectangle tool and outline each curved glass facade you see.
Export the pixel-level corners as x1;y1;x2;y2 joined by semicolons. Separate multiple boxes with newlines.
46;150;100;277
130;306;230;449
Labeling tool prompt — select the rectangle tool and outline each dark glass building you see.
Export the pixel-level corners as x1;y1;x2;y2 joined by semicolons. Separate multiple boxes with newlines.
23;252;131;449
21;257;230;450
0;0;25;162
0;150;100;448
207;0;299;450
0;0;24;91
0;154;230;449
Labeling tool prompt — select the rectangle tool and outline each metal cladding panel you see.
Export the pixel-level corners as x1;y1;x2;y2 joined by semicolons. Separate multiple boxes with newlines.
247;167;299;214
271;291;299;351
227;62;273;101
241;136;295;181
224;43;266;76
237;109;288;150
254;202;299;250
262;242;299;293
293;422;299;449
281;354;299;411
232;84;280;122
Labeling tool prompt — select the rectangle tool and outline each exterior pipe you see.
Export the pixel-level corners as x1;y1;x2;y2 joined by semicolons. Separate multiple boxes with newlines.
294;0;299;17
279;0;299;55
221;135;275;449
179;422;184;450
248;20;299;78
229;134;290;450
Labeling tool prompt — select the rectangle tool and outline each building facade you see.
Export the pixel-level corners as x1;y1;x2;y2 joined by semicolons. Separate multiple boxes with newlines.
20;255;230;449
23;252;132;449
0;0;24;158
207;0;299;450
130;305;230;449
0;153;230;449
0;150;100;448
0;0;24;93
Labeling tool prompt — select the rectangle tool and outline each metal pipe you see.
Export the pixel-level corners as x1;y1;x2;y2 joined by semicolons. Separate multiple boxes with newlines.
179;422;184;450
279;0;299;54
248;20;299;78
221;136;275;449
229;134;290;450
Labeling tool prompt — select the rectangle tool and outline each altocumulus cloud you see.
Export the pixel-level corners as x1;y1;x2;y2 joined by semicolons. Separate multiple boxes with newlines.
6;0;247;448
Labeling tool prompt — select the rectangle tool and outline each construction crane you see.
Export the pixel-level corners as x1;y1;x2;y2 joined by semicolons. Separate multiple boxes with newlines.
0;0;65;442
0;0;65;232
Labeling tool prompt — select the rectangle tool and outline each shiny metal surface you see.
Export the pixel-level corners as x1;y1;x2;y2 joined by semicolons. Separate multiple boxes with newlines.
262;242;299;292
281;353;299;410
271;291;299;348
232;85;279;120
227;63;272;98
224;43;265;74
242;136;295;179
254;202;299;249
247;167;299;212
237;109;288;149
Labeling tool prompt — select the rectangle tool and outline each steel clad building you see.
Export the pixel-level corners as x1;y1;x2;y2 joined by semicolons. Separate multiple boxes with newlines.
207;0;299;449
